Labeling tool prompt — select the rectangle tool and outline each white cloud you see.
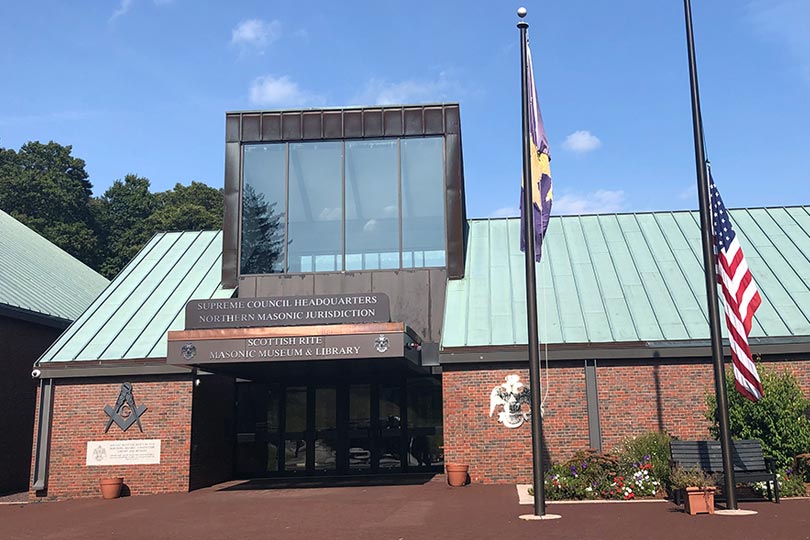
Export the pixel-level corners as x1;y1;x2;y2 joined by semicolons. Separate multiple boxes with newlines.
363;219;377;232
109;0;171;22
109;0;134;21
354;72;459;106
678;184;697;200
746;0;810;82
553;190;626;215
318;207;341;221
490;206;520;218
562;130;602;154
248;75;322;107
231;19;282;52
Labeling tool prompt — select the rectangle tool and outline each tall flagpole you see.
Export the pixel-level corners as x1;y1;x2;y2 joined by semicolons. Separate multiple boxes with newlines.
682;0;737;510
517;7;546;518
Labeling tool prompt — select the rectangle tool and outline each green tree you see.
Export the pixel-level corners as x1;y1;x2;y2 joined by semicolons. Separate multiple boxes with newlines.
95;175;158;277
97;181;224;278
0;141;99;266
705;364;810;468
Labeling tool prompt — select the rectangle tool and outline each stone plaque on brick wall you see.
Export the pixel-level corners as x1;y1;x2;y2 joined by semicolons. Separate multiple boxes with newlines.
86;439;161;466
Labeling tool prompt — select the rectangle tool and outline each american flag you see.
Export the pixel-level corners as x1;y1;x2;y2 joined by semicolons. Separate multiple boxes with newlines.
710;173;764;402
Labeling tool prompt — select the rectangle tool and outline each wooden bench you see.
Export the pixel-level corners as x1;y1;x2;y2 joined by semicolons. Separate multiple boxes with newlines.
670;439;779;504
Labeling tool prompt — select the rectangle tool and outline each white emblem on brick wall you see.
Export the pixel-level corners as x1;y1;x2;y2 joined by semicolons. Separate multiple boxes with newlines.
489;375;532;429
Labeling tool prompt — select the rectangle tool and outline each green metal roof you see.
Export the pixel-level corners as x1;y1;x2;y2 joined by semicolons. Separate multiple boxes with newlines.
38;230;234;363
0;209;108;322
442;207;810;349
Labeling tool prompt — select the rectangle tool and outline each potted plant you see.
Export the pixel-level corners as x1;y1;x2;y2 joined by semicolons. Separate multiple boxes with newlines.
445;463;469;487
670;466;716;515
99;477;124;499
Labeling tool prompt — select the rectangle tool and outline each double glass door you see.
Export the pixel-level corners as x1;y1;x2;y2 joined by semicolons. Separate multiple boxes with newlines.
236;378;442;477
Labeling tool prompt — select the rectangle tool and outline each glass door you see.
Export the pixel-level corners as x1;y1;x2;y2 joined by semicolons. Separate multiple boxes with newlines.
313;386;338;472
347;384;373;472
377;383;405;471
235;377;438;477
283;386;308;473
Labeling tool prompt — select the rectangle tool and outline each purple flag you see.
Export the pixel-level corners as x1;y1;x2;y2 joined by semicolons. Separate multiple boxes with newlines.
520;41;553;261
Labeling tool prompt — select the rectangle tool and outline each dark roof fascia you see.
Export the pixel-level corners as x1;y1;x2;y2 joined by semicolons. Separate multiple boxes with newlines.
439;337;810;364
37;359;192;379
0;303;70;329
225;103;460;116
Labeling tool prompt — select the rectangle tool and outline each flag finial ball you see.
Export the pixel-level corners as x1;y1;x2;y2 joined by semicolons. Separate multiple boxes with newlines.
517;7;527;18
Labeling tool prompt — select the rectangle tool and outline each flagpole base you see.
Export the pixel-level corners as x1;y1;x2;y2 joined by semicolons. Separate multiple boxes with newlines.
519;513;562;521
715;509;757;516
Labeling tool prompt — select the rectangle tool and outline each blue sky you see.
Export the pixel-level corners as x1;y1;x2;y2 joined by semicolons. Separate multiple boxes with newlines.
1;1;808;218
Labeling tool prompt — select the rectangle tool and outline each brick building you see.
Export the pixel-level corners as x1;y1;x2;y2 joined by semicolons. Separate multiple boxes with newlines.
0;210;107;495
29;104;810;499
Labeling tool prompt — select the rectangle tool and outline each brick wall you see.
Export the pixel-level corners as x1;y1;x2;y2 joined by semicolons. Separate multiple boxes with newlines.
442;357;810;484
30;375;194;500
596;358;714;451
442;361;589;484
0;316;61;495
189;374;235;490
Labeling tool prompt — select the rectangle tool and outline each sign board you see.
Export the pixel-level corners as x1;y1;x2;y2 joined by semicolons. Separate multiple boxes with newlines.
86;439;161;466
168;332;404;365
185;293;390;330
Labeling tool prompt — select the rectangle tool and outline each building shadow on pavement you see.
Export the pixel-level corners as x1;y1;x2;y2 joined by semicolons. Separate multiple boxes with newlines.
218;473;437;491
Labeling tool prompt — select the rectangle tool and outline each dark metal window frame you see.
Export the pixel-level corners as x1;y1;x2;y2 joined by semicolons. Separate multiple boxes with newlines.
222;104;466;289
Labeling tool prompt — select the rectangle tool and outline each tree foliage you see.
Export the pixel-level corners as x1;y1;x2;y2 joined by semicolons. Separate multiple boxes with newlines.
705;364;810;468
0;141;100;266
0;141;224;279
240;184;285;274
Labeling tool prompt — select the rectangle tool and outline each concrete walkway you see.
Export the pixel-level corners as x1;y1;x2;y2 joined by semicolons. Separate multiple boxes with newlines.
0;476;807;540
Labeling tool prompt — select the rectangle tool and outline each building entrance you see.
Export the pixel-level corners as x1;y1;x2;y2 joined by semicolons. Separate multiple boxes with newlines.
235;376;443;477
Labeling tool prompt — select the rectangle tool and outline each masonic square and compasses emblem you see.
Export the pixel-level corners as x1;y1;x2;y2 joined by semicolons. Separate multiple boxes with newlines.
104;382;147;433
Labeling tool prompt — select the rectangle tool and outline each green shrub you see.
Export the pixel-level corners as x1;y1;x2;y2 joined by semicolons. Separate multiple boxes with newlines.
705;364;810;468
618;431;673;485
542;450;620;500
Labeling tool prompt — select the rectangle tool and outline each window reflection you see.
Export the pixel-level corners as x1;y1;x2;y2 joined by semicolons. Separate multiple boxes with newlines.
345;140;399;270
402;138;446;268
240;137;446;275
241;145;286;274
288;142;343;273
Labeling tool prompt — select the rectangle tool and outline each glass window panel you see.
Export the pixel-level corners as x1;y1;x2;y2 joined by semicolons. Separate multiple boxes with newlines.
407;377;443;428
314;387;336;430
401;137;446;268
241;144;287;274
314;435;337;471
285;439;307;472
285;387;307;432
345;140;399;270
287;142;343;272
348;384;371;430
408;432;443;467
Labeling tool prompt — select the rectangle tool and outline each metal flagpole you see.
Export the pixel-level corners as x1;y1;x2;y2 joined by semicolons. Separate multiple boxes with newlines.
682;0;737;510
517;7;546;518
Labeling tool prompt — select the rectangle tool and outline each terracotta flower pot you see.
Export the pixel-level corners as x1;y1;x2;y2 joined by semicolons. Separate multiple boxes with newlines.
446;463;469;487
99;477;124;500
683;487;715;515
